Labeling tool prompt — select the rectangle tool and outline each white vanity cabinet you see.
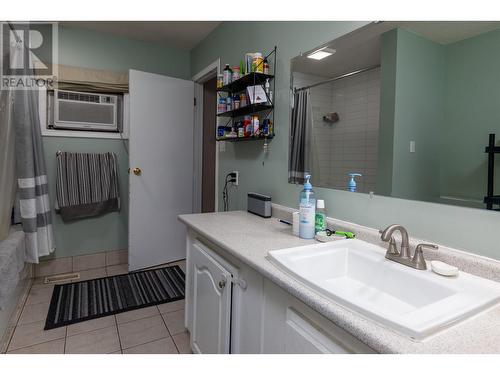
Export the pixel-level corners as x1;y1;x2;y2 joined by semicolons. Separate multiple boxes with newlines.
261;279;375;353
184;230;375;354
189;240;233;353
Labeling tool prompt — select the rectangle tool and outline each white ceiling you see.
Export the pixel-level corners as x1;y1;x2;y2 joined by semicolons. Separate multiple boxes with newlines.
60;21;221;50
292;21;500;79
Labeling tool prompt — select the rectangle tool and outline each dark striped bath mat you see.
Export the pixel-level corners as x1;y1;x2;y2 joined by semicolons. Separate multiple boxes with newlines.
44;265;185;330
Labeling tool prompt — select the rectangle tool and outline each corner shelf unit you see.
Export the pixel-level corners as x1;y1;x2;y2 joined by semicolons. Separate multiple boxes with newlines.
216;47;276;143
484;133;500;210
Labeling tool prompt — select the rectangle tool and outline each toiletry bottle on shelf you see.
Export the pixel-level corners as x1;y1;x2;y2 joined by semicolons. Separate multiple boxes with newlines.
233;94;241;109
232;66;240;81
223;64;232;85
252;115;260;135
265;78;270;102
240;93;247;107
348;173;362;192
263;58;270;75
299;175;316;239
237;121;244;138
252;52;264;73
218;97;226;114
243;115;252;137
315;199;326;234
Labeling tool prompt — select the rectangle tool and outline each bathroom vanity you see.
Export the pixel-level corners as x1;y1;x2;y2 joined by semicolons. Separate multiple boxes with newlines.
179;209;500;354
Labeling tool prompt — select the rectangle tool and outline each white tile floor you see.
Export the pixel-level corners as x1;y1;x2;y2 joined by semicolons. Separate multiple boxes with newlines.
5;260;191;354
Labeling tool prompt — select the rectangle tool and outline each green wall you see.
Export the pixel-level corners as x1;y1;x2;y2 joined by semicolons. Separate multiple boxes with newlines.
380;28;500;208
44;26;190;259
59;26;191;78
441;29;500;204
191;21;500;261
191;20;369;209
390;29;445;202
377;29;397;196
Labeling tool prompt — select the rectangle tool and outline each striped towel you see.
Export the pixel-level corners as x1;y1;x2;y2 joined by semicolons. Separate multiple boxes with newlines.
55;152;120;222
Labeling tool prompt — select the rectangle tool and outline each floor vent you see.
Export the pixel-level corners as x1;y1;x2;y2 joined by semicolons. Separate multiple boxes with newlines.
44;273;80;284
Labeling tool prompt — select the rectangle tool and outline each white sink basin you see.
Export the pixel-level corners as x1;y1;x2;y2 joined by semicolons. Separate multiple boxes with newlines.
268;239;500;340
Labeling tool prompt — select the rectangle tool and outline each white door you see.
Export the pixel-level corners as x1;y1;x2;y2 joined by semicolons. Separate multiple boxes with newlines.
129;70;194;271
190;242;232;354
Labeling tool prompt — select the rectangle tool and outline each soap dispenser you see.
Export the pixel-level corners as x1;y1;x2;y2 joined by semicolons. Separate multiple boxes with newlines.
347;173;362;192
299;175;316;239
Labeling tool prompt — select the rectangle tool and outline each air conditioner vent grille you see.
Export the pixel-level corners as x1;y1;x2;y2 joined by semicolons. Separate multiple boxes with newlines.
58;90;100;103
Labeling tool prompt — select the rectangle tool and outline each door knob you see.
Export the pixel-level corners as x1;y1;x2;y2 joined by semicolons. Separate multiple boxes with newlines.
218;279;227;289
132;167;142;176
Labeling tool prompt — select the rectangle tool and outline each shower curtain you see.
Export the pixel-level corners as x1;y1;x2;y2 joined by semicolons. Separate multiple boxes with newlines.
3;25;55;261
289;89;315;184
0;84;16;241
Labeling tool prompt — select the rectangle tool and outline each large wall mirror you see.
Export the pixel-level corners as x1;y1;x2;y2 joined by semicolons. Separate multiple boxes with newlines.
289;21;500;211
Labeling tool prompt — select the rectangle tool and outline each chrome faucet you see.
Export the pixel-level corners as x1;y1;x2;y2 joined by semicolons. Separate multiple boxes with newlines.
380;224;438;270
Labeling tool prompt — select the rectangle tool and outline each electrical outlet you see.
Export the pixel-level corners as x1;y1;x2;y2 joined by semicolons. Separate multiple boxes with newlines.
230;171;239;186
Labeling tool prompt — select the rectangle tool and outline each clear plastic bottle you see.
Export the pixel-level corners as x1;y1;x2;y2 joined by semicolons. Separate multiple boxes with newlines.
315;199;326;233
299;175;316;239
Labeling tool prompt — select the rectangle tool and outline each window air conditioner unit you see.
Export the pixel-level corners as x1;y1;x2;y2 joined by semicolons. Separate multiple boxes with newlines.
52;89;119;132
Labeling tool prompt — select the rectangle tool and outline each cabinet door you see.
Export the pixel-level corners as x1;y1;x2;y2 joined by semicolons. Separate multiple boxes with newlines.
262;279;375;354
190;242;233;354
284;309;351;354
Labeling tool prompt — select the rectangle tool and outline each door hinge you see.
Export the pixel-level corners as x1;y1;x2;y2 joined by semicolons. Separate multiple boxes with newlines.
194;97;197;106
231;276;247;290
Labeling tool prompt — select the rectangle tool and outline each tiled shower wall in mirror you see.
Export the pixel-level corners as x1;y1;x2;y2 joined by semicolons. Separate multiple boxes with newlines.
293;69;380;193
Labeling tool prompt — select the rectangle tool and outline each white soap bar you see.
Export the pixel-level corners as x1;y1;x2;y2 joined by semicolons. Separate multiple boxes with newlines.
431;260;459;277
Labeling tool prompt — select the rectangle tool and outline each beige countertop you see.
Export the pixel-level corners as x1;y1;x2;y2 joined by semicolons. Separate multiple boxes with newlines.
179;210;500;353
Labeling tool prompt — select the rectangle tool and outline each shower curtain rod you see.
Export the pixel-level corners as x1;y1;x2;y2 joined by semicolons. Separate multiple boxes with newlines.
294;65;381;92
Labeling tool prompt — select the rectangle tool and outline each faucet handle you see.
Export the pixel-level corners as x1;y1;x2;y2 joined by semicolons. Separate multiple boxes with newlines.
416;243;439;252
412;244;438;270
379;230;399;255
